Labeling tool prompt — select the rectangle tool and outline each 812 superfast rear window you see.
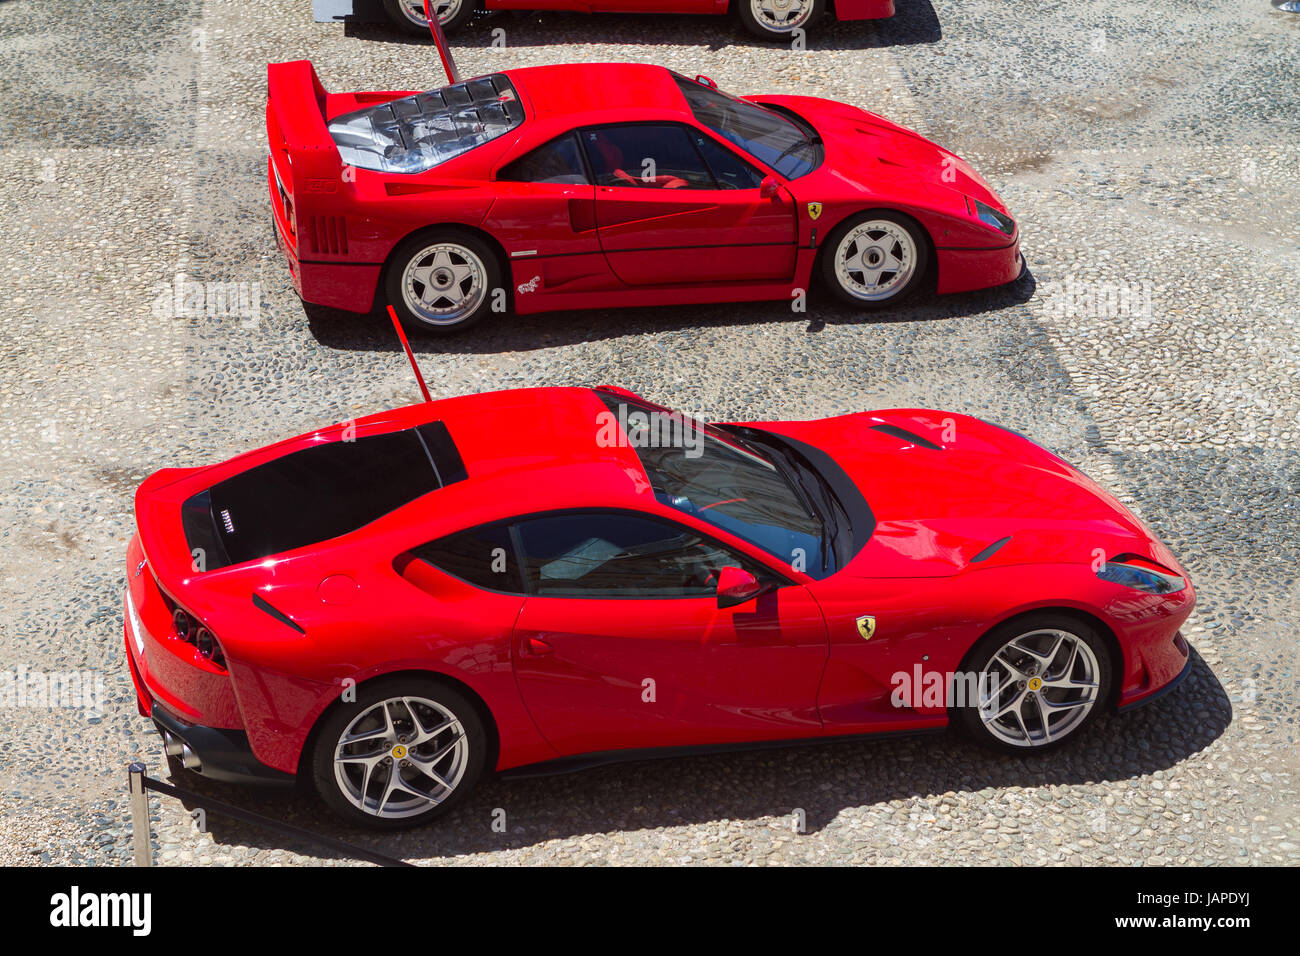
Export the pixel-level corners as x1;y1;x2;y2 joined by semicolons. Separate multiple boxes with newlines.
181;423;467;571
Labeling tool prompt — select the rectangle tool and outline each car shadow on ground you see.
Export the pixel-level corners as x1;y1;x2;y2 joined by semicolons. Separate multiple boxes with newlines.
166;649;1228;863
306;267;1037;356
340;2;941;51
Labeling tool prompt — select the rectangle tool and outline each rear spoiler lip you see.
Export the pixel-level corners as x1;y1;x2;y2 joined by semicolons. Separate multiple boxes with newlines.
266;59;346;234
266;60;333;153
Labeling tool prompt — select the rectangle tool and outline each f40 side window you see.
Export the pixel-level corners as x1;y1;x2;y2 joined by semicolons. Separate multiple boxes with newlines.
580;124;715;190
497;133;589;185
691;133;765;190
514;512;755;598
413;523;525;593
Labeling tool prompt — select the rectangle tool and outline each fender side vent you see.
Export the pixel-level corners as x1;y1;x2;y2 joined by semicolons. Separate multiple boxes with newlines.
252;593;306;634
871;423;943;451
971;536;1013;563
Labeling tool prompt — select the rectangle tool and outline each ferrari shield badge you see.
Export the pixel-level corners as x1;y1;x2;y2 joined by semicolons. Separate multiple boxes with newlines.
807;202;823;221
856;615;876;641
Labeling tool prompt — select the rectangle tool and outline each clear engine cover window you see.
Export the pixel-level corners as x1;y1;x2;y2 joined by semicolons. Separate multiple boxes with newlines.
329;74;524;174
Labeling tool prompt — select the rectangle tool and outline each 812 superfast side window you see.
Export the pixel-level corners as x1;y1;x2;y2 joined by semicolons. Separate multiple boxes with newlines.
414;523;526;594
581;125;716;190
515;512;751;598
498;133;589;185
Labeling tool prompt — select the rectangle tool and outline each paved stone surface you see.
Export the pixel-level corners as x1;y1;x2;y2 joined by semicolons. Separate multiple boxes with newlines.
0;0;1296;866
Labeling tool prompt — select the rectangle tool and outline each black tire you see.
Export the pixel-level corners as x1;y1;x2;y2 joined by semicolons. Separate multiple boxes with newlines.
384;227;502;337
953;612;1113;755
736;0;825;41
382;0;475;36
819;209;929;309
311;676;489;830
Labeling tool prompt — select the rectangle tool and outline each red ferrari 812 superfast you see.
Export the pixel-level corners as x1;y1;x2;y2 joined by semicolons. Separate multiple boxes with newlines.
125;387;1194;828
268;62;1024;336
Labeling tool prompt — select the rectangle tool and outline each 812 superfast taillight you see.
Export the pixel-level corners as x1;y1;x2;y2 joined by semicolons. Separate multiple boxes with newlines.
170;606;226;669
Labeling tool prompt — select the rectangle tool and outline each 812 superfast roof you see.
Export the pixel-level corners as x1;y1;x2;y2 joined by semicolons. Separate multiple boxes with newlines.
174;388;655;571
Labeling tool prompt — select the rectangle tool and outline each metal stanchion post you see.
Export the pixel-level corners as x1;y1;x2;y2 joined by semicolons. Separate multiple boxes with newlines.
128;762;153;867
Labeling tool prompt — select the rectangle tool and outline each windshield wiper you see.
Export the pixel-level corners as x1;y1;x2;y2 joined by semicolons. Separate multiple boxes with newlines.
772;133;822;166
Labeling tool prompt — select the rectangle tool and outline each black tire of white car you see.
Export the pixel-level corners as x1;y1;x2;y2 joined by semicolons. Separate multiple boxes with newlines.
382;0;475;36
954;612;1114;755
312;676;489;830
737;0;825;42
819;210;929;309
384;228;502;337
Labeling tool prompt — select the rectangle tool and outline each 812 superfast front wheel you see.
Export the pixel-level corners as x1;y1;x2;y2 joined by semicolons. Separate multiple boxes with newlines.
955;613;1113;754
312;677;488;829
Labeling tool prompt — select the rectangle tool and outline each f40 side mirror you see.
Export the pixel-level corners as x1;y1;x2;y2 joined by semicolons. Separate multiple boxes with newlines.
716;566;765;609
760;176;782;201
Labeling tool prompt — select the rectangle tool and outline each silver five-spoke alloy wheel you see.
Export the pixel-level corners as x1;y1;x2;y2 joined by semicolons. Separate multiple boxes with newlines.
833;219;919;302
749;0;815;33
977;628;1101;748
394;0;460;26
333;695;469;820
401;242;487;328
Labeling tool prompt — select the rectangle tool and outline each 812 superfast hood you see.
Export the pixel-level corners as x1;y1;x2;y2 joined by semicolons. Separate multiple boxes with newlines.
756;410;1181;580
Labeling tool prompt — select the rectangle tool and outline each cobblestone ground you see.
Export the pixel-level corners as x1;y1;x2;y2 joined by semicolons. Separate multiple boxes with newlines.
0;0;1295;865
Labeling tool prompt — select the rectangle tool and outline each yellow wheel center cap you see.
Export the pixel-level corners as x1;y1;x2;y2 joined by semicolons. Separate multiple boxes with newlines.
391;745;408;759
1028;677;1043;692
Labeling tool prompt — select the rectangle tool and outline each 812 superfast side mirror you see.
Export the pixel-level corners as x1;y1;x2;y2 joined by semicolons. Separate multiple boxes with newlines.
716;566;765;609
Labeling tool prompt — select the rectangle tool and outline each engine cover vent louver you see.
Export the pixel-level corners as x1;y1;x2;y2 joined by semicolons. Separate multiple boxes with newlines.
306;215;348;255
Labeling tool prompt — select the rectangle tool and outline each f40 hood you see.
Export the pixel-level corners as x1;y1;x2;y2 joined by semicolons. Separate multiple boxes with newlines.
758;95;1008;214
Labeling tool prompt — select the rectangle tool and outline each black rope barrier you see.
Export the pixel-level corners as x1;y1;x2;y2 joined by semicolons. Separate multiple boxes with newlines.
139;774;416;868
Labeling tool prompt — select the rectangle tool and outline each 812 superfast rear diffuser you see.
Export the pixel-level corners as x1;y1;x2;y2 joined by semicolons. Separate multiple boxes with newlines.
267;62;1024;336
126;386;1194;829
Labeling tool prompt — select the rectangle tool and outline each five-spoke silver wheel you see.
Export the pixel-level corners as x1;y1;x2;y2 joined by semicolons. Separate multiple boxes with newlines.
333;695;470;820
400;242;488;328
976;628;1102;748
383;0;473;34
833;219;919;303
748;0;815;33
395;0;459;26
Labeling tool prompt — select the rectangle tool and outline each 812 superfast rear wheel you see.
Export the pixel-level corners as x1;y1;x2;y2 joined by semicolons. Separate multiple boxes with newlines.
955;613;1113;754
820;211;928;309
312;677;488;829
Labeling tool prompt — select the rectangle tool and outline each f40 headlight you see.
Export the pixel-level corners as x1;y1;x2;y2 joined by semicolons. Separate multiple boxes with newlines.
972;198;1016;237
1097;556;1185;594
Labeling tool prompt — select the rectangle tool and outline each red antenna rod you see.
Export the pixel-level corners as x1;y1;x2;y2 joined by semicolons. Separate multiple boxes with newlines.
423;0;462;86
387;305;433;405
